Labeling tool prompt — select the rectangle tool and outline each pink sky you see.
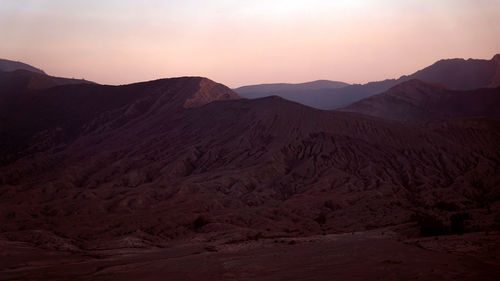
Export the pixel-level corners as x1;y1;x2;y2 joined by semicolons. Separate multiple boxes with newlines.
1;0;499;87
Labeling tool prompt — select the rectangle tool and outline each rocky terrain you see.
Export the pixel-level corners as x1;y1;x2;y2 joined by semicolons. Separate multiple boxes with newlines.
0;60;499;280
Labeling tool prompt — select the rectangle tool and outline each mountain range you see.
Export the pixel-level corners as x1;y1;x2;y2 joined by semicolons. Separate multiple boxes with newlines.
0;56;499;280
235;54;500;109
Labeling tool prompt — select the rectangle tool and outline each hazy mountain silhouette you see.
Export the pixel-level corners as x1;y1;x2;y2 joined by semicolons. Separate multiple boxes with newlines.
235;79;349;96
236;54;500;109
341;79;500;121
0;58;46;74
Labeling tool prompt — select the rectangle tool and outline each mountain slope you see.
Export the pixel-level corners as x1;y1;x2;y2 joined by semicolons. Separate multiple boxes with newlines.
236;54;500;109
0;75;240;165
0;58;46;74
341;79;500;121
1;74;499;254
408;54;500;89
0;69;94;93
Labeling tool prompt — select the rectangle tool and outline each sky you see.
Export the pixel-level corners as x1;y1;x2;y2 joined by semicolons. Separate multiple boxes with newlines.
1;0;499;88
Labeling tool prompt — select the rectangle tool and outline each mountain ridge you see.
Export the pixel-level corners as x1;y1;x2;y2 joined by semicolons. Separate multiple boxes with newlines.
235;79;349;94
341;79;500;121
236;54;500;109
0;74;241;165
0;58;46;74
0;69;95;91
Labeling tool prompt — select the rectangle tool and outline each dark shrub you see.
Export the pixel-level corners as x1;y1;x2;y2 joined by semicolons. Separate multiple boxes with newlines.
324;200;340;211
450;213;469;234
434;201;459;211
193;216;209;230
247;232;263;241
416;214;447;237
315;212;327;225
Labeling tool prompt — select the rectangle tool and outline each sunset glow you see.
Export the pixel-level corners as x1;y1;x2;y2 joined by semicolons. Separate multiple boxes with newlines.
1;0;499;87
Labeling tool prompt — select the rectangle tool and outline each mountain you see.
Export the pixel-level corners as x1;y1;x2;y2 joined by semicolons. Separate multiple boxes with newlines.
0;70;98;157
341;79;500;121
0;69;94;93
0;58;46;74
235;80;349;96
1;70;499;280
0;70;99;162
0;74;240;165
234;80;350;109
0;58;95;91
234;80;350;108
236;54;500;109
407;54;500;89
1;74;499;247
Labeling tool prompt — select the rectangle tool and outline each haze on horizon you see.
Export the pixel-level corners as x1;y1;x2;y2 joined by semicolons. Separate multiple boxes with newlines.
1;0;499;87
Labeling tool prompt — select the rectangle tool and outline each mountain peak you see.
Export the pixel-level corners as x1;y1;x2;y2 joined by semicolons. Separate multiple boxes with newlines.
492;54;500;64
128;76;242;110
182;77;242;108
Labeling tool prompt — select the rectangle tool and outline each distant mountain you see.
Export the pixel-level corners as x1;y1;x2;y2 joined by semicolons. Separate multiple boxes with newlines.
341;79;500;121
235;80;349;95
0;58;46;74
236;54;500;109
234;80;349;108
